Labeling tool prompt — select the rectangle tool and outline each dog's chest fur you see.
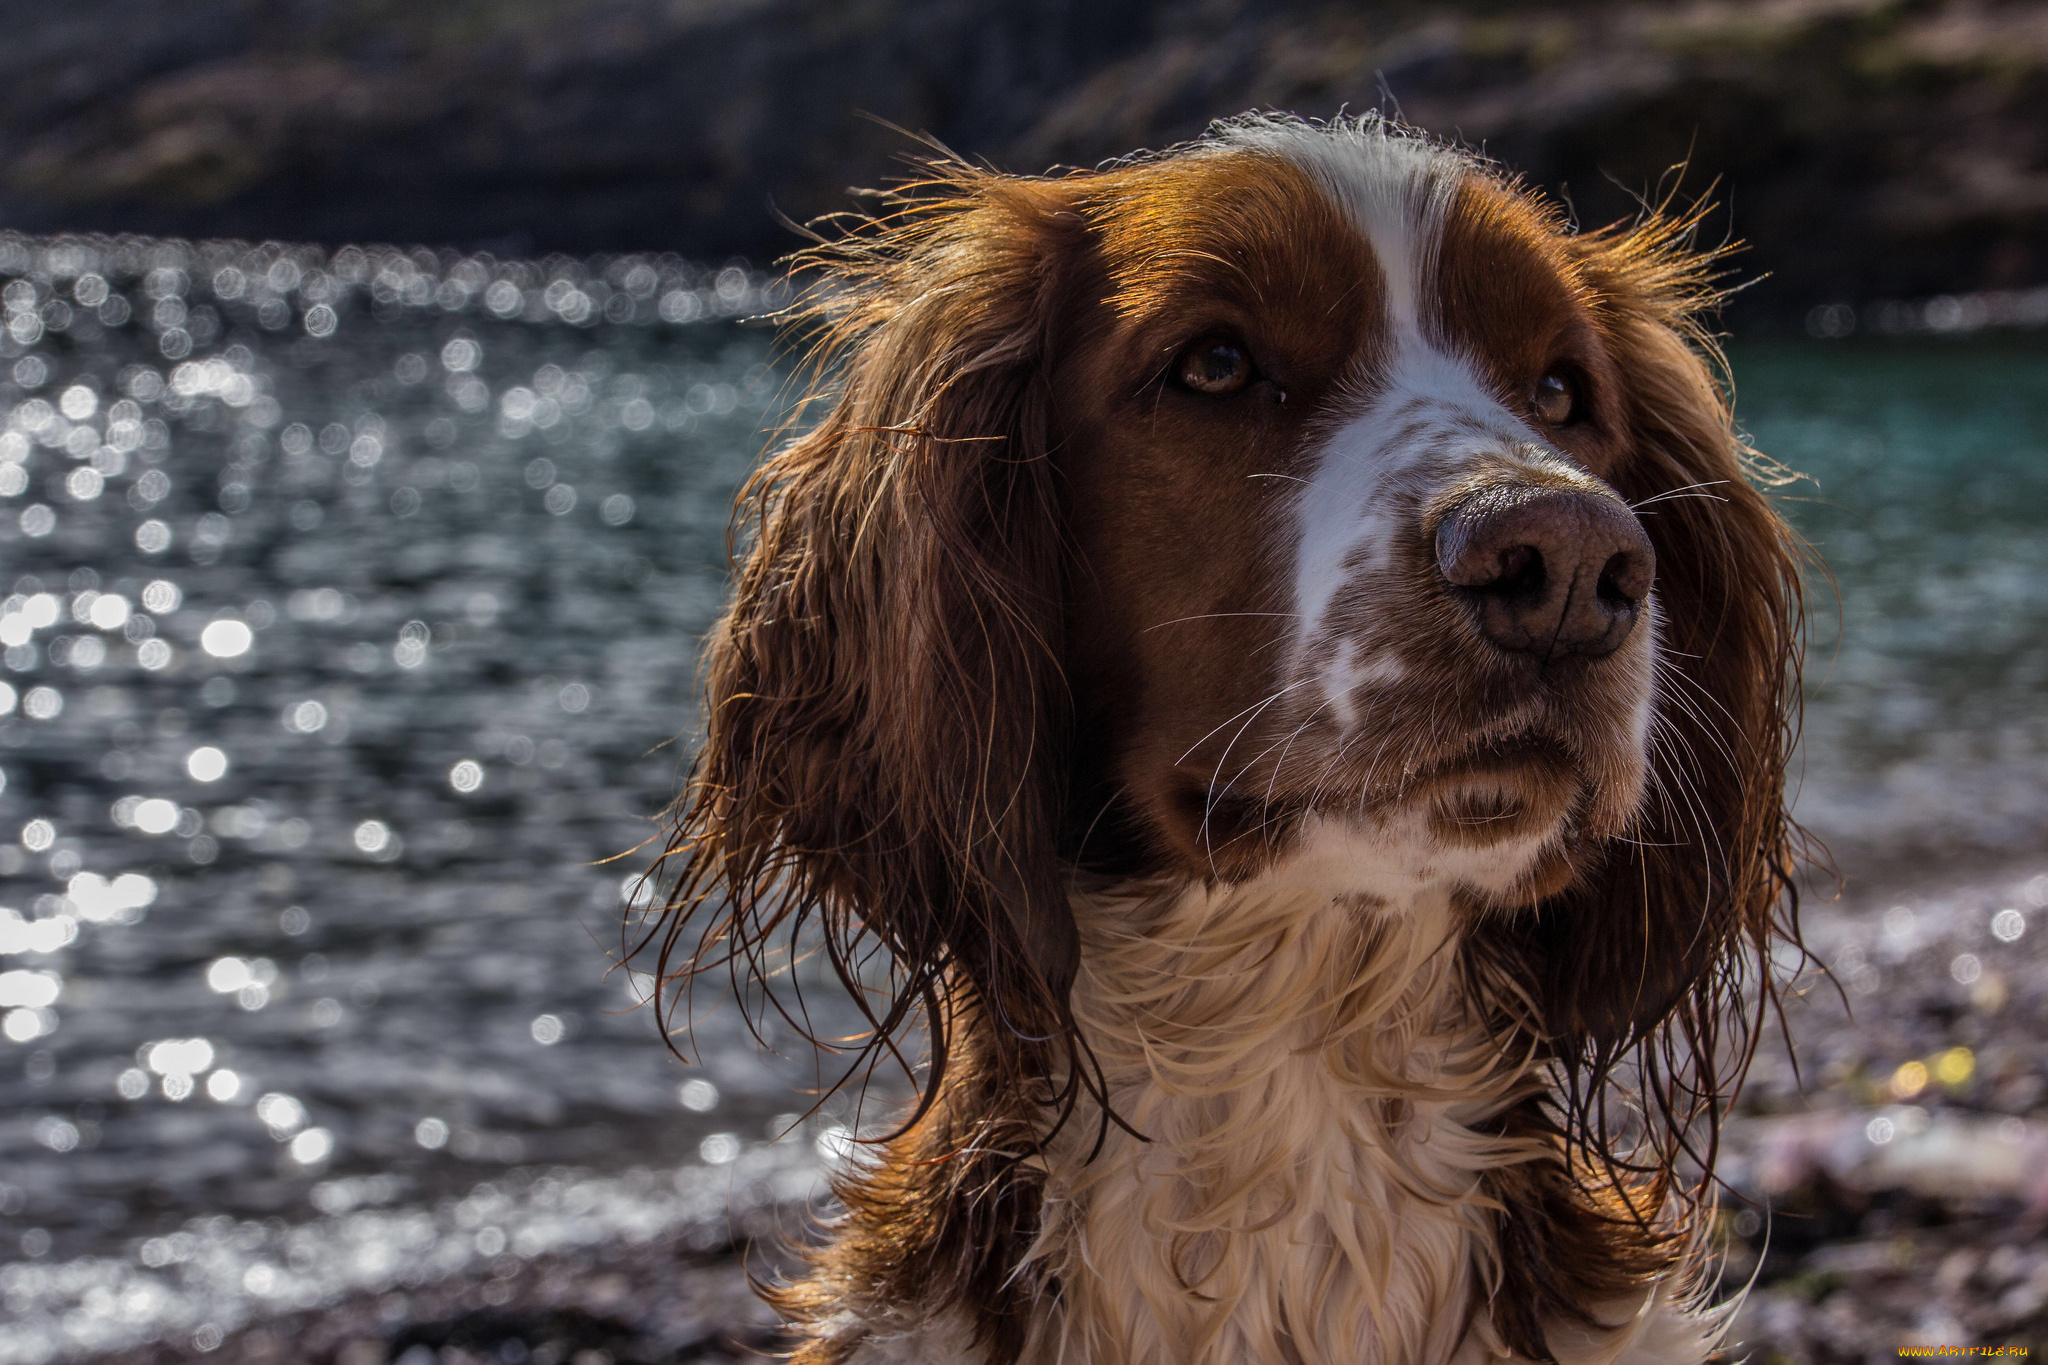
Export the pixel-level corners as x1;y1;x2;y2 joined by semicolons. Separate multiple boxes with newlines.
835;861;1718;1365
838;862;1719;1365
1011;872;1523;1365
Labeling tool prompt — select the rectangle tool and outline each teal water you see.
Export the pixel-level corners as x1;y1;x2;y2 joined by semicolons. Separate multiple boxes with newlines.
0;235;2040;1358
1733;339;2048;868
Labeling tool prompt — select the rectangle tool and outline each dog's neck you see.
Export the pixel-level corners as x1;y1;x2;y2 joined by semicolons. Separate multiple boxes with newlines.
1021;853;1543;1365
825;840;1724;1365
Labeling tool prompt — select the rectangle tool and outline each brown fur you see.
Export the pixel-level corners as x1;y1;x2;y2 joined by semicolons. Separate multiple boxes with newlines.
638;116;1807;1364
1441;174;1809;1346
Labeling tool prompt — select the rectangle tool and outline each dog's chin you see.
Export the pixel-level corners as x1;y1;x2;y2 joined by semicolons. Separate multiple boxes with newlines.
1336;741;1639;904
1408;738;1646;907
1150;733;1647;897
1410;741;1584;850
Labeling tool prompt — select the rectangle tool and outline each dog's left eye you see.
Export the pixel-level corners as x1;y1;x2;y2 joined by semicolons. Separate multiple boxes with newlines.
1177;338;1254;396
1533;370;1578;426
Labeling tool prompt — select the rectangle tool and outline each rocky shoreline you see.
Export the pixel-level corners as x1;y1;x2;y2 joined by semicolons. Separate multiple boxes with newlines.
1719;858;2048;1361
2;0;2045;328
40;858;2044;1365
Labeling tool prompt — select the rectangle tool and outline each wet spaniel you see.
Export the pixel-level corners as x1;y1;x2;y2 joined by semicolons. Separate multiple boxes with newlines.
647;114;1805;1365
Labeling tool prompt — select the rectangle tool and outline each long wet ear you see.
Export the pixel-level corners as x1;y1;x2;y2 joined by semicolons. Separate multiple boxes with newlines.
1541;212;1806;1087
1470;208;1807;1308
646;168;1089;1119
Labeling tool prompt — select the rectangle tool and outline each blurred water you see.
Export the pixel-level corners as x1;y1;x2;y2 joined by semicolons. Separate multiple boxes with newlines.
0;237;2041;1359
1732;339;2048;867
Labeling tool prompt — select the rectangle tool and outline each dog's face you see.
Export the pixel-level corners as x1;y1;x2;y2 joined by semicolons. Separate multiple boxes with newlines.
668;114;1798;1125
1052;137;1660;903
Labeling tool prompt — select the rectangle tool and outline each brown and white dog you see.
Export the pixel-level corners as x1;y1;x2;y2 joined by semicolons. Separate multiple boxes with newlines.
648;113;1804;1365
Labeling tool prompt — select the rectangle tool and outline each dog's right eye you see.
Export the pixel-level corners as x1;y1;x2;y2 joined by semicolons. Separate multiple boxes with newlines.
1533;370;1579;426
1176;338;1254;396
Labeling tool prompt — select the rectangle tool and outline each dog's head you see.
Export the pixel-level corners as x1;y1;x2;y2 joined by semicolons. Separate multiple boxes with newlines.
651;115;1803;1146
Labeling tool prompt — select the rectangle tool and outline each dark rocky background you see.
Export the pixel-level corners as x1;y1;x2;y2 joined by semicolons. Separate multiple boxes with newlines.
4;0;2047;328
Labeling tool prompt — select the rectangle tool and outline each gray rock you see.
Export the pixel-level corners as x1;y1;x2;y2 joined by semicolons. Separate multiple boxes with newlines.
0;1;2044;326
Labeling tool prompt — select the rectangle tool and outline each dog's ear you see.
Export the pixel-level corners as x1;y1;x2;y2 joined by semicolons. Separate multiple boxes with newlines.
653;169;1091;1110
1486;212;1806;1150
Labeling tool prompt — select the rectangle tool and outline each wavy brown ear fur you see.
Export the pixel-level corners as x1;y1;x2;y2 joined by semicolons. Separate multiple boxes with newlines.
1467;208;1809;1355
643;167;1093;1136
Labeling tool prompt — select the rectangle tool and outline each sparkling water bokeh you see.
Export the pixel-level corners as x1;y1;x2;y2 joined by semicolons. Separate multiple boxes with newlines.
0;236;871;1362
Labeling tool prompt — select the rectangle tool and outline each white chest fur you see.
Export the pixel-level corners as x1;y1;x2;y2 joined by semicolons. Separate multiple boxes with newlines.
1022;873;1530;1365
840;857;1725;1365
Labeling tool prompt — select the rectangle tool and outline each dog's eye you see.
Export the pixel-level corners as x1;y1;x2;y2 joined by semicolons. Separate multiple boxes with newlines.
1177;338;1254;396
1533;370;1578;426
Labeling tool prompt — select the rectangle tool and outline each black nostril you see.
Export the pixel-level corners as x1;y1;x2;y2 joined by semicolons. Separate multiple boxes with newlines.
1595;551;1640;607
1435;484;1655;659
1493;545;1544;598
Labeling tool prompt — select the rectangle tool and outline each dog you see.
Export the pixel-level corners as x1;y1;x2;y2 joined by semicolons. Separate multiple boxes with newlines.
645;113;1805;1365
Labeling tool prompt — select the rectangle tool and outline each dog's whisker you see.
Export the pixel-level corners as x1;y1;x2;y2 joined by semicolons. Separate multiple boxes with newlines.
1142;611;1302;633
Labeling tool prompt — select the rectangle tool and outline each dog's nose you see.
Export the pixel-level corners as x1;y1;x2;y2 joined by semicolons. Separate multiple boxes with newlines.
1435;485;1654;659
